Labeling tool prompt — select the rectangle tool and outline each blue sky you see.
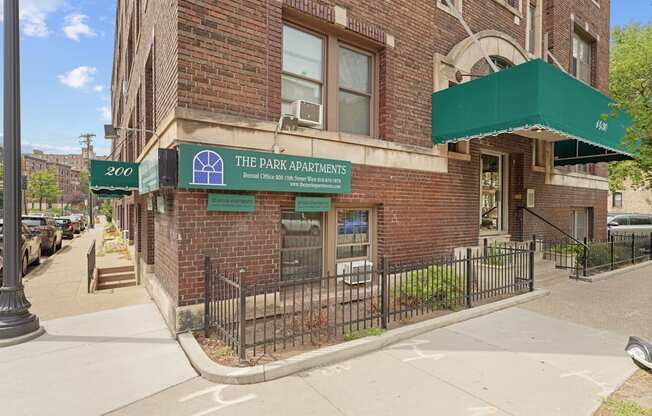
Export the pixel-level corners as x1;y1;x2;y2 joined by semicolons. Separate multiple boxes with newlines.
0;0;651;157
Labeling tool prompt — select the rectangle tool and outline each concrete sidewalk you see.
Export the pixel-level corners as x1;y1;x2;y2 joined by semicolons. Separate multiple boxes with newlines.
23;226;150;321
0;303;197;416
110;306;636;416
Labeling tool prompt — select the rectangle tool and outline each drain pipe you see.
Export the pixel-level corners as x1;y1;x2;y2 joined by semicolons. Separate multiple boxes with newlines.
442;0;499;73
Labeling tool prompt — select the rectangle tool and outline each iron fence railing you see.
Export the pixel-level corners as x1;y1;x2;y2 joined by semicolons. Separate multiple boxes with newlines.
87;240;96;293
204;243;535;363
536;233;652;278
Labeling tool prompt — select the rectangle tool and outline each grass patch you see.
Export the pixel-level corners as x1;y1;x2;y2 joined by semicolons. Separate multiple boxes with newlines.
601;398;652;416
344;327;385;342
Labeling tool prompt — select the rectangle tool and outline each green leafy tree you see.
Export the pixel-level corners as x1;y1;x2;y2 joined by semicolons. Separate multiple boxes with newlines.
79;169;89;195
27;168;59;211
99;200;113;223
609;24;652;191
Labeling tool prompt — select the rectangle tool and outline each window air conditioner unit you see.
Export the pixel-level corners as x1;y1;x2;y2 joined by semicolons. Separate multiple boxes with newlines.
339;260;373;285
289;100;322;128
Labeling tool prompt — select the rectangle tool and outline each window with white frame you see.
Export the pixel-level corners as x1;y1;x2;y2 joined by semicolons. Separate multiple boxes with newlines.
339;47;372;136
336;209;371;261
527;2;536;54
282;25;324;122
281;22;377;136
437;0;462;16
572;31;593;85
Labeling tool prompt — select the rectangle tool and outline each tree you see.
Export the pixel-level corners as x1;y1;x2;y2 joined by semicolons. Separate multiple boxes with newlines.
99;200;113;223
79;169;89;195
608;24;652;191
27;168;59;211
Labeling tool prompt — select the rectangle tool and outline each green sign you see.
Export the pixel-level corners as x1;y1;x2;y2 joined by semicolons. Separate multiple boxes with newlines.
90;159;139;191
207;193;256;212
139;147;159;194
178;144;351;194
295;196;331;212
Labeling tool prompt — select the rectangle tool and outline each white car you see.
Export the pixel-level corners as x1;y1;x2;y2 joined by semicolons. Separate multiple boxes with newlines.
608;213;652;238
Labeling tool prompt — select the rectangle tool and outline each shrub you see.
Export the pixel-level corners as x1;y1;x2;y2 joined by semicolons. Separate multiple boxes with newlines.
394;266;462;309
576;242;632;269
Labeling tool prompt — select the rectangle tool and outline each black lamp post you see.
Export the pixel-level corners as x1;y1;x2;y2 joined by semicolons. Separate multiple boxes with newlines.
0;0;42;343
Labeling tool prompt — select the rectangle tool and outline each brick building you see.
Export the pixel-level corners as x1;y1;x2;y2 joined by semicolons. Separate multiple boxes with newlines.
31;147;95;172
22;154;84;208
104;0;631;333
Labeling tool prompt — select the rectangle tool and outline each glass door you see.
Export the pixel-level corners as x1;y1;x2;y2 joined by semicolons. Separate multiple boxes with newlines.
480;153;503;233
571;208;589;242
281;211;324;280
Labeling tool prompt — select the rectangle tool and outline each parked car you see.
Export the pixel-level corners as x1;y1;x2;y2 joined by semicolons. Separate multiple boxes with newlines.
55;217;75;239
608;213;652;237
70;214;86;232
0;220;42;281
22;214;63;255
69;214;84;233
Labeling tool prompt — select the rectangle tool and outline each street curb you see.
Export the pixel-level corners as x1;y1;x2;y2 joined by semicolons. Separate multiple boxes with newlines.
0;326;46;348
581;260;652;283
178;289;549;385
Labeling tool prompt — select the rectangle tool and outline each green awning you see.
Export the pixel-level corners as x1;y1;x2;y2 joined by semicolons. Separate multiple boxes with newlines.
90;159;139;195
432;59;635;165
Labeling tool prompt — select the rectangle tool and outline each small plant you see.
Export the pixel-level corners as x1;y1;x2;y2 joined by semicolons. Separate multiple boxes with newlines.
344;327;385;341
482;244;510;267
393;266;462;309
601;398;652;416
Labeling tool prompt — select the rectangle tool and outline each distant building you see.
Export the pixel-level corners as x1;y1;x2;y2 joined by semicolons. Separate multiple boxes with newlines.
31;147;94;171
609;183;652;215
21;154;83;207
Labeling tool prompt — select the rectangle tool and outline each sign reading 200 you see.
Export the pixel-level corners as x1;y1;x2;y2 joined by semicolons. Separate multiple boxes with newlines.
105;166;134;176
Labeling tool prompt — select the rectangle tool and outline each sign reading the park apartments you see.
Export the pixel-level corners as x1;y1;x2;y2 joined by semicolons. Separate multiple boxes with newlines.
178;144;351;194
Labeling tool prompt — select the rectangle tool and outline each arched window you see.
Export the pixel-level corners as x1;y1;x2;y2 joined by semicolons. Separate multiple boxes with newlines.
192;150;224;186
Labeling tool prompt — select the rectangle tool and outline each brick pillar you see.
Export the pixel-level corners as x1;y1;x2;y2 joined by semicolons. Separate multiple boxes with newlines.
128;204;135;244
145;207;155;265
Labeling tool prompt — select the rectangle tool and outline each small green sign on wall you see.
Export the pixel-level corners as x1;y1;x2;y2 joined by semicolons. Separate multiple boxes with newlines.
295;196;331;212
207;193;256;212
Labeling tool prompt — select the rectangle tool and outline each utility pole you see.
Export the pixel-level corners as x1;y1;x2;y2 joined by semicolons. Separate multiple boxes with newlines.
0;0;42;343
79;133;95;229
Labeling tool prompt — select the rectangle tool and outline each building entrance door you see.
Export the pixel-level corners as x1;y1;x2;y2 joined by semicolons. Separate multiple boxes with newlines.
571;208;590;241
480;153;506;233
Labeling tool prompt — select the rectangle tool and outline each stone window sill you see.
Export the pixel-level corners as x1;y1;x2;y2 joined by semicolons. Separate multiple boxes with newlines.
448;151;471;161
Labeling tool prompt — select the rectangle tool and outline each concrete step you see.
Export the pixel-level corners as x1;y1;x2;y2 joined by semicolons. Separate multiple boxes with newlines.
98;271;136;283
97;279;138;290
98;265;134;275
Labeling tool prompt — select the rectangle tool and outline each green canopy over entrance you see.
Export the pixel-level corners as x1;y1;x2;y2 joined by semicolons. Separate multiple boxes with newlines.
431;59;635;165
90;159;139;195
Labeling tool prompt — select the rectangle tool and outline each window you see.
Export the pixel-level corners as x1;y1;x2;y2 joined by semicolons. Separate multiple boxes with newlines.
281;212;324;281
282;25;324;120
438;0;462;15
281;22;376;136
336;209;371;261
527;2;536;54
572;32;592;84
339;47;372;135
612;192;623;208
192;150;224;186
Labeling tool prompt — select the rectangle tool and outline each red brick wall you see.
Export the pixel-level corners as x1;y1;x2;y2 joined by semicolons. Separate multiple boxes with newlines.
154;192;179;304
543;0;610;93
170;134;607;306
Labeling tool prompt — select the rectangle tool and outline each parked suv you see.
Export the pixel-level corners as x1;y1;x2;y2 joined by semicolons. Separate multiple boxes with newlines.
70;214;86;232
0;220;42;282
55;217;75;239
607;213;652;237
22;215;63;255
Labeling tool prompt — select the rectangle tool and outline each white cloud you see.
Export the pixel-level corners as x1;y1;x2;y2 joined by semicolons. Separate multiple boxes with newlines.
23;141;82;154
99;106;111;122
57;66;96;89
62;13;96;41
0;0;65;38
93;85;104;93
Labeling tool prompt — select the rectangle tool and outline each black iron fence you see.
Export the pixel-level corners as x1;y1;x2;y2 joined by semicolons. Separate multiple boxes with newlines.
537;233;652;278
87;240;96;293
204;243;535;363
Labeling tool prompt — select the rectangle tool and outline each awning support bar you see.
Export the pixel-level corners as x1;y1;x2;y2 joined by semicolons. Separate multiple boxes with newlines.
442;0;499;73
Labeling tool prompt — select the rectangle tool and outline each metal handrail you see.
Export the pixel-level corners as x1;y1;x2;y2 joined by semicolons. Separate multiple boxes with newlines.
519;206;588;249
